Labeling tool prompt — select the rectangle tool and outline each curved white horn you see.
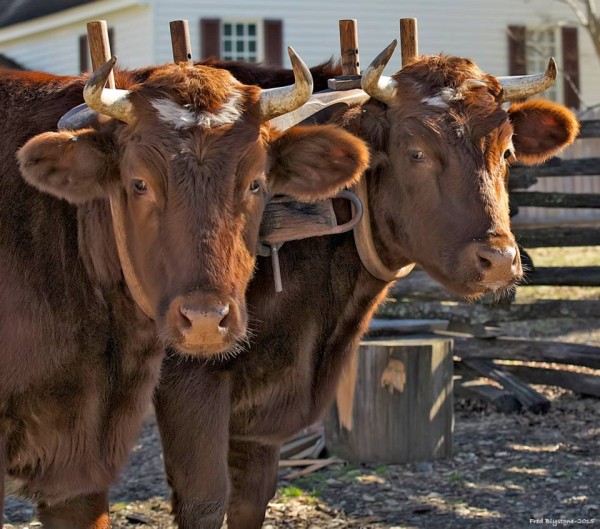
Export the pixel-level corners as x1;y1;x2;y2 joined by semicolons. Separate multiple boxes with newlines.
498;58;557;102
361;40;399;107
83;56;135;124
259;47;313;122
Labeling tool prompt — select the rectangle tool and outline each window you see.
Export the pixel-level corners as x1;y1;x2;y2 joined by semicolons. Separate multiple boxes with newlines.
200;18;283;66
525;27;562;103
508;25;580;109
222;21;260;63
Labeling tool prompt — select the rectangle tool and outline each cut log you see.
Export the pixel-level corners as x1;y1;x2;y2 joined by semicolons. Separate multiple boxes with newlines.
325;335;454;464
523;266;600;286
453;336;600;370
511;191;600;208
499;364;600;398
515;226;600;248
462;359;550;413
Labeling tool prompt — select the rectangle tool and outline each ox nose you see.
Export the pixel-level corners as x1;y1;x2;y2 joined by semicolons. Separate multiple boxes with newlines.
473;242;522;286
178;302;230;334
166;292;244;355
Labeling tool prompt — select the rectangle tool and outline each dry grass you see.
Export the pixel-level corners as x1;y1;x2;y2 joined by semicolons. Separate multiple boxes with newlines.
517;246;600;302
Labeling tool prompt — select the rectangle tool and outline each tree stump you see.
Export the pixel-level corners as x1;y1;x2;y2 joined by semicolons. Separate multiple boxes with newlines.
325;335;454;464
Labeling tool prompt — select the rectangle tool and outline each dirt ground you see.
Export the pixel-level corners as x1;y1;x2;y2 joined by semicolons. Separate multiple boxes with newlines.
5;248;600;529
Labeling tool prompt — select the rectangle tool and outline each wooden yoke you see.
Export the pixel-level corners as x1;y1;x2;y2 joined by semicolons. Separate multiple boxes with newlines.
400;18;419;67
170;20;193;63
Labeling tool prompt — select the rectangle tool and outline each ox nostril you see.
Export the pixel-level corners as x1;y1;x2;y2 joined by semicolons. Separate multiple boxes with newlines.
217;304;230;331
478;254;492;270
177;304;193;330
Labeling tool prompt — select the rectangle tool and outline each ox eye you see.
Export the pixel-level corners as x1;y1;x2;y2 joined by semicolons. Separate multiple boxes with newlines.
503;149;513;160
132;179;148;195
410;150;425;161
248;180;261;193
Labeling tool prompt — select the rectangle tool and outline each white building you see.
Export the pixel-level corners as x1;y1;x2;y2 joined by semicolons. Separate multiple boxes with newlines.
1;0;598;111
1;0;599;225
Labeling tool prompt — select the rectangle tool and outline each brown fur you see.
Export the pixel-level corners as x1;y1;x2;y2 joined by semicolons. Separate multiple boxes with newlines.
0;65;368;527
154;55;580;529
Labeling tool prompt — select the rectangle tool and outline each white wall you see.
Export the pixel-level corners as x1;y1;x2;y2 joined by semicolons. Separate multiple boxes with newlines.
149;0;599;107
0;4;153;75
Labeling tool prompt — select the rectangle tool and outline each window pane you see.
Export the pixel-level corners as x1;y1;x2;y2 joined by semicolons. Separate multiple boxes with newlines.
224;41;232;52
224;23;232;36
236;41;244;52
224;55;232;60
236;24;244;36
248;24;256;36
249;57;257;63
249;41;256;52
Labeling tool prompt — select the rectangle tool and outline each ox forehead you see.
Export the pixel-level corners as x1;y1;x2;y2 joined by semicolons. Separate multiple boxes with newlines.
17;55;370;358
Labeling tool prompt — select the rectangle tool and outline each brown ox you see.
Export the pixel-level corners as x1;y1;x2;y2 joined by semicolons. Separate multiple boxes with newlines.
154;44;579;529
0;55;368;528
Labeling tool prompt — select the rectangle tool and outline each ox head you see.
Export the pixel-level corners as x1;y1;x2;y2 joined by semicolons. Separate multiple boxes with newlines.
356;42;578;298
17;54;369;356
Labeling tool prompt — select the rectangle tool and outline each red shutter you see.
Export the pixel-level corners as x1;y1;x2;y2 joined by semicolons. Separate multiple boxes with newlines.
508;25;527;75
562;26;580;109
201;18;221;59
264;19;283;67
79;34;89;73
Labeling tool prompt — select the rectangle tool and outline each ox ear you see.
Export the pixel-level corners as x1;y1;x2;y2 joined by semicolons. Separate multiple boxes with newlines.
18;128;119;204
509;99;579;165
267;125;370;201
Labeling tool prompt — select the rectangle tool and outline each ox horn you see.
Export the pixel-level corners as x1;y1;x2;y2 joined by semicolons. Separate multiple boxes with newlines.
83;56;135;124
260;47;313;121
361;40;399;107
498;58;557;102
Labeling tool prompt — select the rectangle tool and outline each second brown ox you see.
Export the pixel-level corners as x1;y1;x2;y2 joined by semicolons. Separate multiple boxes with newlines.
154;43;580;529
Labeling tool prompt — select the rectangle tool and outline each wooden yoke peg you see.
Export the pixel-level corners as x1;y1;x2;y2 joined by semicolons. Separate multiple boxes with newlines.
87;20;115;88
328;19;362;91
400;18;419;68
170;20;193;63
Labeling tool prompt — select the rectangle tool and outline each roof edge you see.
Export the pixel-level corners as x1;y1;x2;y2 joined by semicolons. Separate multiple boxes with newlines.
0;0;147;43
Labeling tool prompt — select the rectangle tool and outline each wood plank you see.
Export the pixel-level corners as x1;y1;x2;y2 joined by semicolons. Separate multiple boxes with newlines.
463;359;550;413
511;191;600;208
452;336;600;370
280;432;322;459
509;157;600;178
285;458;341;479
579;120;600;138
169;20;193;63
366;318;449;336
500;364;600;397
454;377;522;413
523;266;600;286
508;172;538;190
515;226;600;248
378;299;600;324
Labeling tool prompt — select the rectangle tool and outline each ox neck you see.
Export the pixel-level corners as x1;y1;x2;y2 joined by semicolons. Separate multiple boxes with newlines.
352;175;415;282
108;191;155;319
